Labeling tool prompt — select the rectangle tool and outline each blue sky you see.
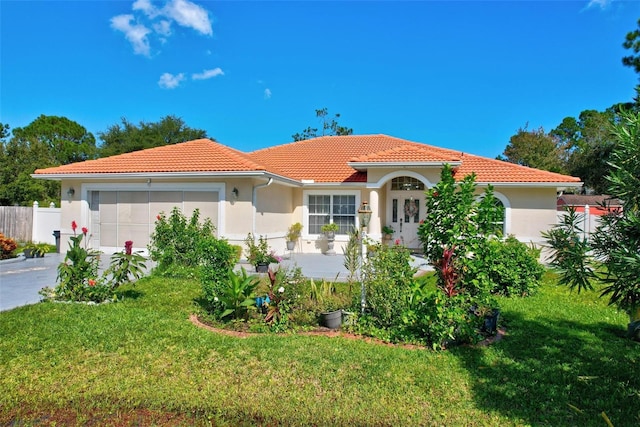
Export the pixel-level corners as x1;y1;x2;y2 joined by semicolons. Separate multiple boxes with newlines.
1;0;639;159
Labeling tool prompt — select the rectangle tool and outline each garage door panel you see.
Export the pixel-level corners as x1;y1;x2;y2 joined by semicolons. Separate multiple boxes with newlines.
149;191;182;222
118;224;150;248
100;191;117;223
118;191;149;224
100;224;118;247
97;190;218;249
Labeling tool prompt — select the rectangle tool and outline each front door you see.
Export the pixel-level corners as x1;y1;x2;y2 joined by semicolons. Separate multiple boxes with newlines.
388;193;423;249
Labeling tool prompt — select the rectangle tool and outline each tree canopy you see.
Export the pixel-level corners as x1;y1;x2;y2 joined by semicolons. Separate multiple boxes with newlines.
0;116;96;206
98;115;208;157
292;108;353;141
623;18;640;74
500;125;566;173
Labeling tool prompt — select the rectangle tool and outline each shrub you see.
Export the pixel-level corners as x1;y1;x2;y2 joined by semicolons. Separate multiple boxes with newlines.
244;233;280;266
149;207;216;273
406;289;483;350
484;236;544;296
0;233;17;260
361;244;415;331
200;237;238;312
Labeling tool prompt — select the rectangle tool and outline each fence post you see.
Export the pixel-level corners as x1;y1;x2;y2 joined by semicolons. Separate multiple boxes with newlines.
32;201;39;243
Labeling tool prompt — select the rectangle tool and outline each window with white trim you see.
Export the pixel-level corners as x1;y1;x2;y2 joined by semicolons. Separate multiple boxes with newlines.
307;194;356;234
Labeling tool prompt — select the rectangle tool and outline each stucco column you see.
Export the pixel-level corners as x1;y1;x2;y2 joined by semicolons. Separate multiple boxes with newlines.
367;189;381;236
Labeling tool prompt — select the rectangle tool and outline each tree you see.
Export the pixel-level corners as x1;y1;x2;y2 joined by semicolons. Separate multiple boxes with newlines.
544;108;640;339
500;125;566;173
11;115;97;165
98;115;208;157
551;109;618;194
623;18;640;74
0;116;95;206
291;108;353;141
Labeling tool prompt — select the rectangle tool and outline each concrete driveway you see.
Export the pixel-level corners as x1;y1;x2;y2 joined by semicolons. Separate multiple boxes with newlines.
0;252;431;312
0;253;64;312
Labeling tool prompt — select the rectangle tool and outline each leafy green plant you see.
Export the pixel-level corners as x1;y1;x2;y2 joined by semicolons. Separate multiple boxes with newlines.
104;240;147;289
361;244;415;331
219;267;260;319
544;109;640;331
200;236;238;312
244;233;280;266
22;241;49;257
320;222;339;234
484;236;544;296
286;222;303;242
42;223;148;303
342;226;361;284
149;207;216;273
52;223;101;302
382;225;395;235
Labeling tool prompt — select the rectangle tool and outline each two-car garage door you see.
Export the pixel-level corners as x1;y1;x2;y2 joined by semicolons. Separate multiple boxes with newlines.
89;190;219;250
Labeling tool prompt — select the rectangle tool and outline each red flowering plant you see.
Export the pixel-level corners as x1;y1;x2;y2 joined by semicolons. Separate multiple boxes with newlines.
43;221;102;302
40;221;147;303
104;240;147;289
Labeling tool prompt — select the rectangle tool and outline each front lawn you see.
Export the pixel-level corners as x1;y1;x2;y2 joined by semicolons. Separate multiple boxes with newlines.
0;273;638;426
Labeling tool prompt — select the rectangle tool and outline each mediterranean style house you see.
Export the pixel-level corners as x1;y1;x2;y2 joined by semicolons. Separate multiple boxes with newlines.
33;134;582;255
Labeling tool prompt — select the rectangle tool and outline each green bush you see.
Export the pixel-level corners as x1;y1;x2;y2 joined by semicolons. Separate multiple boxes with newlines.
199;236;238;312
405;289;483;350
149;207;216;273
484;236;544;297
361;244;416;331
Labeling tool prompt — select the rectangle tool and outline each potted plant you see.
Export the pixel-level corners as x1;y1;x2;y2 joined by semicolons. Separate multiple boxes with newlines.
285;222;303;251
315;280;344;329
23;242;48;258
320;223;340;255
244;233;280;273
382;225;394;245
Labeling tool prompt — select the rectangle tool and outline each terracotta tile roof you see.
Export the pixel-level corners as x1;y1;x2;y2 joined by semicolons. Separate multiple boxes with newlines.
454;154;581;184
34;134;581;185
349;144;461;163
34;139;267;175
250;134;581;184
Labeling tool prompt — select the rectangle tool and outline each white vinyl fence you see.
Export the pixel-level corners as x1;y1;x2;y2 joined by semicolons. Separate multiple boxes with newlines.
0;202;61;244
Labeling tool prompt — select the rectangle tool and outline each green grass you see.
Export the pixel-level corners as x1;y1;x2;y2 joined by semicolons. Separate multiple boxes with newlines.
1;273;638;426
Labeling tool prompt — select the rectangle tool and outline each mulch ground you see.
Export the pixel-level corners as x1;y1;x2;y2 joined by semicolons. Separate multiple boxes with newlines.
189;314;505;350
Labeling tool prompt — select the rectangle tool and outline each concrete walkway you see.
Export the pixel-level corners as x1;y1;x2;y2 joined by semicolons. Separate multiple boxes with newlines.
0;252;432;312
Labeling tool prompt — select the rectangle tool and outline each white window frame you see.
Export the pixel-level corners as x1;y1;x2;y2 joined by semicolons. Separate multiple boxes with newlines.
302;190;361;238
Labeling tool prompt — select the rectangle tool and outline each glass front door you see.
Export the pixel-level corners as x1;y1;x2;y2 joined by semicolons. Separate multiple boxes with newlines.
389;194;422;249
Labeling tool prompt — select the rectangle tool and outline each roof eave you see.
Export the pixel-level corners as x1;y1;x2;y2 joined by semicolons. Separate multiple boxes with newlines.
476;181;583;188
32;171;303;186
348;161;462;171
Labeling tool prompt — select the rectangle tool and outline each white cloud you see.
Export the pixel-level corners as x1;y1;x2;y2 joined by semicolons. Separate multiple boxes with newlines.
163;0;212;35
158;72;185;89
111;0;213;56
132;0;158;17
264;88;272;99
586;0;611;10
110;14;152;56
192;67;224;80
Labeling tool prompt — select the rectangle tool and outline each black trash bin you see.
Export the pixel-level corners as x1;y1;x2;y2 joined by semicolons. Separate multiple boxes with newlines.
53;230;61;253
